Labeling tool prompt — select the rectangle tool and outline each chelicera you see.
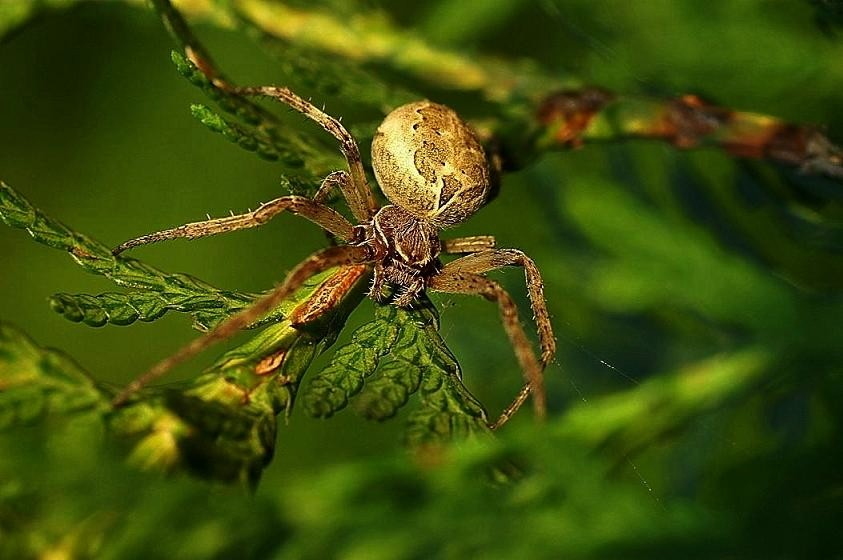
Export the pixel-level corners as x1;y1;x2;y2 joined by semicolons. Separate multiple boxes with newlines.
111;54;556;428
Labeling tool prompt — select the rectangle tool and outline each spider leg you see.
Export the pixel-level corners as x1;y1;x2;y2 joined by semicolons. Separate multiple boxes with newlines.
313;170;350;204
113;195;354;255
218;84;378;222
428;270;548;426
392;278;426;307
429;248;556;427
438;248;555;366
442;235;496;254
368;264;387;303
111;244;371;406
489;383;532;431
182;44;376;220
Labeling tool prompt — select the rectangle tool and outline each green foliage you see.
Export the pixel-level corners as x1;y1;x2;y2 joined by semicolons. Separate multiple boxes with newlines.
48;289;241;329
0;180;491;485
2;0;843;558
0;0;75;40
562;176;801;332
0;181;256;330
189;103;286;162
256;41;421;110
305;301;489;441
170;50;342;195
0;322;107;430
0;184;365;484
0;408;719;560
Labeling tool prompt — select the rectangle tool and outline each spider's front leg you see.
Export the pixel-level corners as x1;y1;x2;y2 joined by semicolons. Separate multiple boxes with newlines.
112;194;354;254
313;170;351;204
429;247;556;428
182;34;378;221
112;244;373;405
216;83;379;222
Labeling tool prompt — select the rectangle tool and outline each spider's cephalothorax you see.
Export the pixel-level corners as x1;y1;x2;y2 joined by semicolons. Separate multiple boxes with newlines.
359;204;443;306
112;68;555;428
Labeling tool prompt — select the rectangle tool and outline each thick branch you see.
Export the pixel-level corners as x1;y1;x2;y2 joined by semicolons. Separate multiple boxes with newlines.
533;88;843;181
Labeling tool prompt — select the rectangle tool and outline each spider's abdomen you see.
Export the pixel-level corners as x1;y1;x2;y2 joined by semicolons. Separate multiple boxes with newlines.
371;101;490;228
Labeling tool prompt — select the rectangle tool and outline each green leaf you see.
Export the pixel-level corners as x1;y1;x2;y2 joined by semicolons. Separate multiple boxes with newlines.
302;305;400;418
233;0;562;102
305;300;490;441
0;181;255;329
257;42;420;110
0;322;107;430
106;262;372;485
0;266;371;487
396;303;490;445
45;287;290;331
0;179;378;483
560;176;801;336
557;347;773;459
171;51;343;195
190;103;288;161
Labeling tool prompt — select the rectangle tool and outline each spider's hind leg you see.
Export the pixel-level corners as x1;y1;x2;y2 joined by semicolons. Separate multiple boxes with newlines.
437;248;555;366
429;271;547;426
442;235;496;254
428;247;556;427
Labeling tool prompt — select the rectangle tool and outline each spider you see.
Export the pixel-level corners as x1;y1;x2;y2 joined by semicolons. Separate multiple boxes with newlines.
110;53;556;429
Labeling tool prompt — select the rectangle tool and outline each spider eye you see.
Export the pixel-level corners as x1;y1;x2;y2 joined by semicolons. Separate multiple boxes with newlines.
371;101;490;228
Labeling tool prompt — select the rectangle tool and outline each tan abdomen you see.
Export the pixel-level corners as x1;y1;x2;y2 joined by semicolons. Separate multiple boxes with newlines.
371;101;490;228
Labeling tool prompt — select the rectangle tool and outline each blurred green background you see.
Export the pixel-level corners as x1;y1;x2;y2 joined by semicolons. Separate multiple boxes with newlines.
1;0;842;557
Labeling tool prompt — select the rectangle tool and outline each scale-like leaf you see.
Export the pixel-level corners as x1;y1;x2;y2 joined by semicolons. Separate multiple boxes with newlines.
305;301;490;441
171;50;342;196
0;179;383;484
257;42;420;110
0;181;255;329
0;322;107;430
303;306;401;418
190;103;291;162
106;262;372;485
